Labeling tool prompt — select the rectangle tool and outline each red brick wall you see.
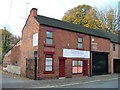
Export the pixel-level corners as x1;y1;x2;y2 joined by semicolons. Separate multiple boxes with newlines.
38;25;91;79
3;51;11;67
11;45;21;66
3;43;21;67
109;43;120;73
91;36;110;52
20;17;39;76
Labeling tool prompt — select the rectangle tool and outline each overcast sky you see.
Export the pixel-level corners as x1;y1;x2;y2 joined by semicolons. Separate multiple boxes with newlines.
0;0;119;37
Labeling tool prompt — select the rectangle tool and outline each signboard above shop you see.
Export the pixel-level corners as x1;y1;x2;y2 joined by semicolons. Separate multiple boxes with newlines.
63;49;90;58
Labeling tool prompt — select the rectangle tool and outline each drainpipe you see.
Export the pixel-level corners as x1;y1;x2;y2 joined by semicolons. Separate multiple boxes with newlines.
88;35;92;77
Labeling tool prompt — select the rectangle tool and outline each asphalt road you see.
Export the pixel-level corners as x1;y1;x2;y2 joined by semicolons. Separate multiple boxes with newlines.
51;79;118;88
1;71;120;88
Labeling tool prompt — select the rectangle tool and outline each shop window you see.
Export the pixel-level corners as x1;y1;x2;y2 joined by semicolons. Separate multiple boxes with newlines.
45;54;53;73
72;60;83;74
46;31;53;45
78;37;83;48
113;44;115;51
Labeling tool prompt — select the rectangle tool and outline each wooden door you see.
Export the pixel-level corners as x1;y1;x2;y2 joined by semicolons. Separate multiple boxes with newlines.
83;60;88;76
114;59;120;73
59;59;65;77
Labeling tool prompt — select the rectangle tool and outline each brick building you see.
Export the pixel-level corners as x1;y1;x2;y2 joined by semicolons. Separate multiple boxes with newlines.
3;8;120;80
3;41;21;67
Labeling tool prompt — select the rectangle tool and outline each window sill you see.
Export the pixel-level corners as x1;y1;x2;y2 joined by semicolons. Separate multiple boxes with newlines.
44;44;55;48
76;48;84;50
44;71;54;74
72;73;83;75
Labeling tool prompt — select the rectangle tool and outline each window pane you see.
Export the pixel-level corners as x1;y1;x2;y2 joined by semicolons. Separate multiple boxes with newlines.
45;66;52;71
78;61;83;66
72;61;77;66
46;32;53;38
46;38;53;45
46;58;52;61
46;61;52;65
78;67;83;73
78;43;82;48
72;67;78;73
78;37;82;42
46;54;52;58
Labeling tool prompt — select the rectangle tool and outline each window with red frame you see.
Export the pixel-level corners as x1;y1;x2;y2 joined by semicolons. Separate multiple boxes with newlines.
46;31;53;45
78;37;83;48
72;60;83;74
45;54;53;72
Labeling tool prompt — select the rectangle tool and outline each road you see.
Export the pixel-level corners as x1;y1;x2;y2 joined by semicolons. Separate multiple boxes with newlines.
51;79;118;88
1;71;120;88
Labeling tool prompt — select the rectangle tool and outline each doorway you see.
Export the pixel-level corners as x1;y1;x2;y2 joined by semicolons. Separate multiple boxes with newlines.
59;59;65;77
83;60;88;76
92;52;108;75
114;59;120;73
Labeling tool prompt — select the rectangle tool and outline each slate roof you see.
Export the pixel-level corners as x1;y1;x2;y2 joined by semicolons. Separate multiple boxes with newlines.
34;15;120;44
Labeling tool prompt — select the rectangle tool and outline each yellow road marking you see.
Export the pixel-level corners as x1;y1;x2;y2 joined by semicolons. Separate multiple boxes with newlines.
32;77;120;88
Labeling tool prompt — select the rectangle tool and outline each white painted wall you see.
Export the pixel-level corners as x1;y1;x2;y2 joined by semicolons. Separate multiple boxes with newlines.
6;65;21;75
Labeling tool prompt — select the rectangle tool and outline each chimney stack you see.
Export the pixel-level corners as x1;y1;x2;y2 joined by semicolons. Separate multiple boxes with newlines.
29;8;38;18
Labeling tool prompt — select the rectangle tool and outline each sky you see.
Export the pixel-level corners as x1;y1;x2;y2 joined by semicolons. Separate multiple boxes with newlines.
0;0;119;37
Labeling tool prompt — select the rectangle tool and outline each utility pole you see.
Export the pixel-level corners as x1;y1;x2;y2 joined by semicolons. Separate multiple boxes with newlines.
20;1;30;20
25;0;30;19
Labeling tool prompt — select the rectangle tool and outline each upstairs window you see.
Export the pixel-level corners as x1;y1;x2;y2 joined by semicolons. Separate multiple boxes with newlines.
46;31;53;45
78;37;83;48
113;44;116;51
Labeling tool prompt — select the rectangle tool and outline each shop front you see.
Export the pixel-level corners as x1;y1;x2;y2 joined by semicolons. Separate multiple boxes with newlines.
61;49;90;78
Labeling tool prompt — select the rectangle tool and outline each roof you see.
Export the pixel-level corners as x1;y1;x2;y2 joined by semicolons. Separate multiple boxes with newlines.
34;15;120;44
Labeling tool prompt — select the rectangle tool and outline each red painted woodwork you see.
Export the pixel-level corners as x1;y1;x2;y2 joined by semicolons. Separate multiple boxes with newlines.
83;60;88;76
59;59;65;77
44;51;55;54
58;57;67;60
44;44;55;48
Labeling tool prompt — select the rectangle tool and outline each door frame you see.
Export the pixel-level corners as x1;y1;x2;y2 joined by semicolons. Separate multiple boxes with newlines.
92;52;109;76
82;60;88;76
113;59;120;73
59;59;65;77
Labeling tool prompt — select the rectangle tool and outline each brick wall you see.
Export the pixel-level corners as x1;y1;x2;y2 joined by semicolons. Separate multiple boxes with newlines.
91;36;110;52
109;43;120;73
11;45;21;66
20;17;39;76
37;25;91;79
3;50;11;67
3;42;21;67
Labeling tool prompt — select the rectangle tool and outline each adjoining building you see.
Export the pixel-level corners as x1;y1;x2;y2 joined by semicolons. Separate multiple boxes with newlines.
3;8;120;80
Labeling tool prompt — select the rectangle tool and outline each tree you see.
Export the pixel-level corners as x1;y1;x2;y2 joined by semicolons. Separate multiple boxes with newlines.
62;5;106;30
0;29;20;64
62;5;119;33
98;8;118;33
